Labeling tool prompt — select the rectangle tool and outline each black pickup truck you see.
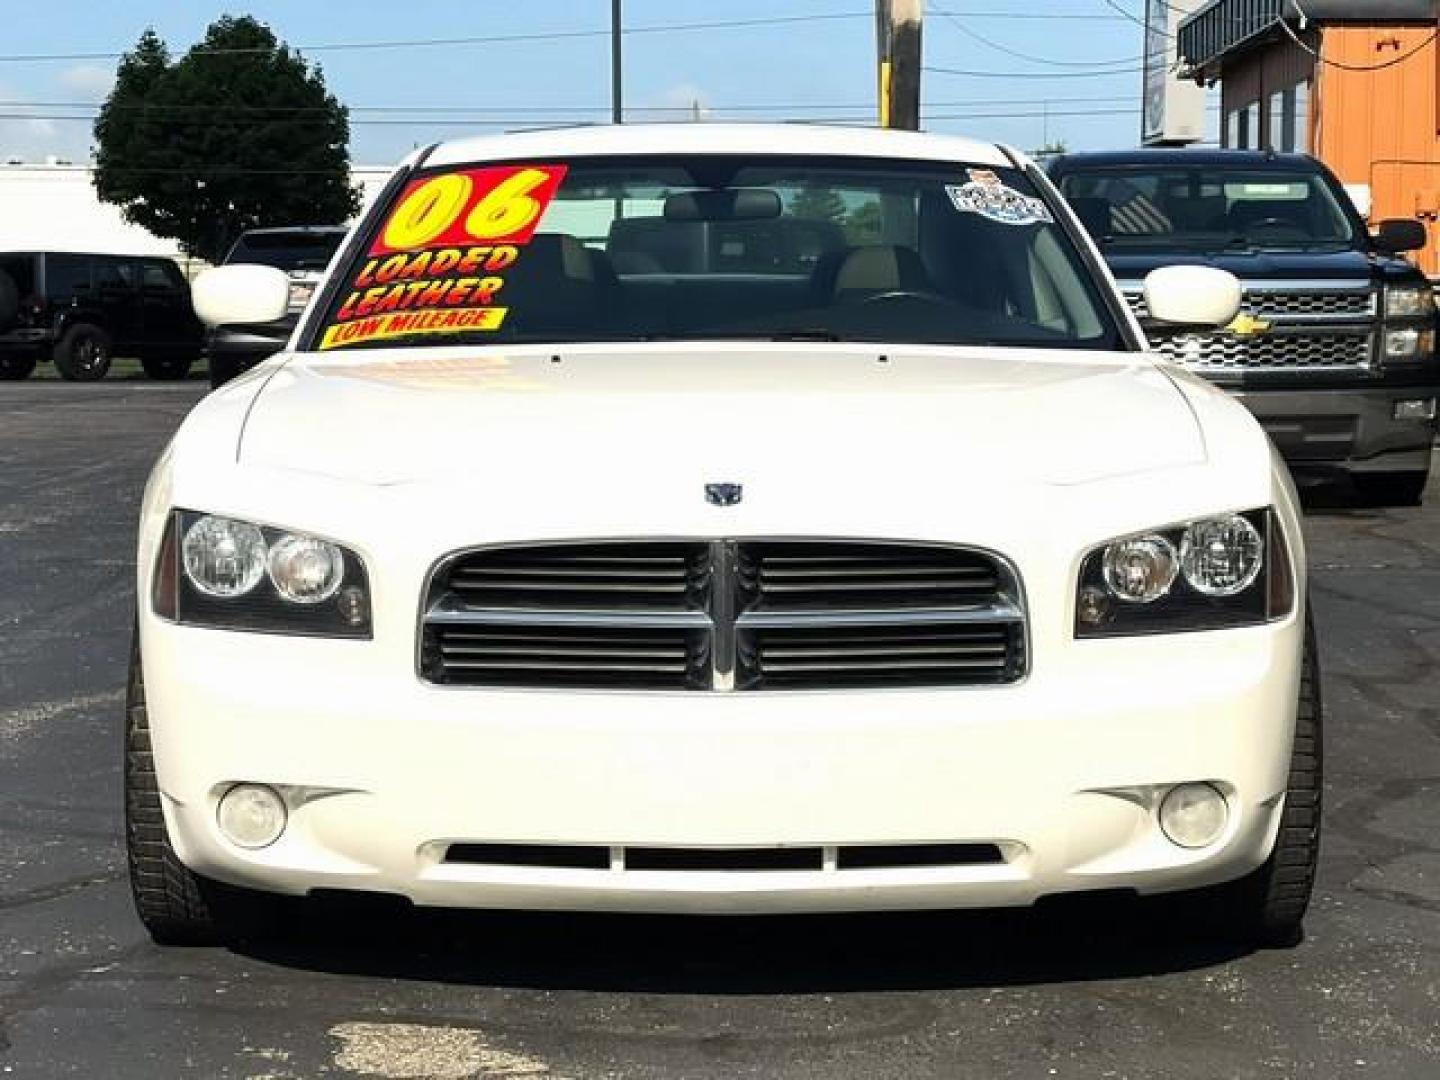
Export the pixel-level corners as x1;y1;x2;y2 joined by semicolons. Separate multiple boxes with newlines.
1049;150;1439;505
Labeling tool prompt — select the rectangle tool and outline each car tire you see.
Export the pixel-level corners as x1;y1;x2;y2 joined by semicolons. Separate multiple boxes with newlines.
53;324;113;382
208;354;243;389
1207;613;1323;947
1356;471;1428;508
0;352;36;380
126;634;280;946
140;354;194;381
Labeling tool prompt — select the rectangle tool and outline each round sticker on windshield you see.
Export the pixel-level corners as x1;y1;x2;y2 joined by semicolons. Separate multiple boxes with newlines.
946;181;1054;226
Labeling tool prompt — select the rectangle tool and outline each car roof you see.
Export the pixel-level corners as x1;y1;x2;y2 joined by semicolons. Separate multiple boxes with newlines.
1048;149;1320;171
424;123;1014;169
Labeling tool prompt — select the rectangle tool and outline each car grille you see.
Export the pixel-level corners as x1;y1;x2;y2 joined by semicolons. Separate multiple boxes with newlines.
421;540;1026;691
1123;285;1375;373
1125;288;1375;321
1149;331;1372;371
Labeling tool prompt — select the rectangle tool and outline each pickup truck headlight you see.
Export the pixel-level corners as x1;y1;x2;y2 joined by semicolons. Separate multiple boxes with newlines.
153;510;371;637
1384;327;1435;359
1075;509;1293;638
1384;285;1436;320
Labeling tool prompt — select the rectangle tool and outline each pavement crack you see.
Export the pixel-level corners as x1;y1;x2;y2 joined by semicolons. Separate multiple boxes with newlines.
0;868;125;912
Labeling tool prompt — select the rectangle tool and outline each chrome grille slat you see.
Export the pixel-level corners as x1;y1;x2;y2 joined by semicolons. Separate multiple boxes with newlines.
1124;285;1376;373
422;540;1026;690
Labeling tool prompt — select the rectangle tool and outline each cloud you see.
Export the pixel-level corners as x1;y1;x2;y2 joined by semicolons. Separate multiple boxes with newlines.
0;80;94;163
57;63;116;100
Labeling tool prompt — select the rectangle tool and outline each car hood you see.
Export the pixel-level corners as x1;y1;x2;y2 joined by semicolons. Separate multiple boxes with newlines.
1102;247;1376;283
238;344;1205;489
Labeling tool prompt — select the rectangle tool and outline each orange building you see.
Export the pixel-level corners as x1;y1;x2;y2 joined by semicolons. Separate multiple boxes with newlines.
1179;0;1440;275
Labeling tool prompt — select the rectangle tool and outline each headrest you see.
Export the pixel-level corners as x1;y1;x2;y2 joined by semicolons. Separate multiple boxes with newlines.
830;245;930;297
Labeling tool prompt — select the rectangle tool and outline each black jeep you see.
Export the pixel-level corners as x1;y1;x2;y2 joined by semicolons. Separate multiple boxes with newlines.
0;251;203;381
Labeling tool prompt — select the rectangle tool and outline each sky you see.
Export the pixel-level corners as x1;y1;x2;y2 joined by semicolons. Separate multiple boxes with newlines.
0;1;1212;167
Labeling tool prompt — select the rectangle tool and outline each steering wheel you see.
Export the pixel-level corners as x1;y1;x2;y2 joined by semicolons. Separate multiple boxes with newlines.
858;289;953;308
1244;216;1295;232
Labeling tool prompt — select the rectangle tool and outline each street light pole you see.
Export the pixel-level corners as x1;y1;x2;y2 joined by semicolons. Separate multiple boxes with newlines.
611;0;623;124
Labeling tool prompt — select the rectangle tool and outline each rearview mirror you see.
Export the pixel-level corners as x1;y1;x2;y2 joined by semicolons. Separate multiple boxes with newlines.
1141;266;1242;330
1374;218;1427;255
663;188;782;223
191;264;291;328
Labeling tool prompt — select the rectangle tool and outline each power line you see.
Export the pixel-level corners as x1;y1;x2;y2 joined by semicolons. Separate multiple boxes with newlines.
1277;8;1436;72
932;6;1140;68
0;9;1133;64
925;62;1145;78
0;95;1146;115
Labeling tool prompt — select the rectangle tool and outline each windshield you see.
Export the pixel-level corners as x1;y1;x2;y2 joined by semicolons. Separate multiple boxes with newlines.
310;154;1123;352
227;232;345;272
1057;166;1358;252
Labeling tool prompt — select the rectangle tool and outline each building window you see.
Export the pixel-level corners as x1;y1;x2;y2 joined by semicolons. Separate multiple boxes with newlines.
1269;89;1285;151
1225;108;1239;148
1243;101;1260;149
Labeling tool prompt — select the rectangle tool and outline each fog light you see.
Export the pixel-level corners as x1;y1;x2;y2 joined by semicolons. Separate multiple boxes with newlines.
1394;397;1437;422
1158;783;1228;849
216;784;287;849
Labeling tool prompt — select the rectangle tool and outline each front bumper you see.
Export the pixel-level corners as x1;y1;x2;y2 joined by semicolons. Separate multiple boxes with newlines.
1230;385;1438;475
141;612;1303;915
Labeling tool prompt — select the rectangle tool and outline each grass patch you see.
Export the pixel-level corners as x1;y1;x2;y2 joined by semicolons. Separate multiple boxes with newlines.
29;356;211;383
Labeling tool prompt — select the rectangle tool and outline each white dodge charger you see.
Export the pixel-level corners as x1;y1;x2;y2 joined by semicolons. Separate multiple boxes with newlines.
129;125;1321;946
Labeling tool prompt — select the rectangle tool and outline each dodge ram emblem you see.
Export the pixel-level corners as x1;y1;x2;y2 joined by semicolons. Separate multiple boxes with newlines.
705;483;743;507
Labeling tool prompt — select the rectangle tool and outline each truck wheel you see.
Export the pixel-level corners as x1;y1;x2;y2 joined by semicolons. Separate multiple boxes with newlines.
1356;471;1428;508
126;634;280;945
140;354;194;380
53;324;113;381
0;352;36;380
1208;614;1323;947
208;354;242;389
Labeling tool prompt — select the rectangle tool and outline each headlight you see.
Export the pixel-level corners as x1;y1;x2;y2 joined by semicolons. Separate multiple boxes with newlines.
1075;509;1293;638
1101;535;1178;603
154;511;371;638
1179;514;1264;596
1384;327;1435;359
181;515;267;597
1385;285;1435;319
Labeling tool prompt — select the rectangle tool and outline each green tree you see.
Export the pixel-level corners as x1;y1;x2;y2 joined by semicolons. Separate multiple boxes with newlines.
791;184;846;224
842;200;883;245
93;17;359;263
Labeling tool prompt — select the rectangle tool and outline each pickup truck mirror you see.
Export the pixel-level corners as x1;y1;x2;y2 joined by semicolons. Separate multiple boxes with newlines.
1373;218;1427;255
1141;266;1242;330
192;264;290;328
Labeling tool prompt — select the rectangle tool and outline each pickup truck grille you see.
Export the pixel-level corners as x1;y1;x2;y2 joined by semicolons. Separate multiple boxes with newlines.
1125;288;1375;321
1124;285;1375;373
422;540;1025;691
1150;331;1372;371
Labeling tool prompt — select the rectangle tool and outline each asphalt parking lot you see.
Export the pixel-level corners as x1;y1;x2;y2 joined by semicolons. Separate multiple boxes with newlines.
2;381;1438;1080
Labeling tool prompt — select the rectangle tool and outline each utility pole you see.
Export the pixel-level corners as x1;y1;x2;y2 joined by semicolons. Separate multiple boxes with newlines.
876;0;923;130
611;0;623;124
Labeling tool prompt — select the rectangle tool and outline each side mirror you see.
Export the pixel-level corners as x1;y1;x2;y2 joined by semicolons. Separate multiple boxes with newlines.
1374;218;1427;255
191;264;291;327
1141;266;1242;330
